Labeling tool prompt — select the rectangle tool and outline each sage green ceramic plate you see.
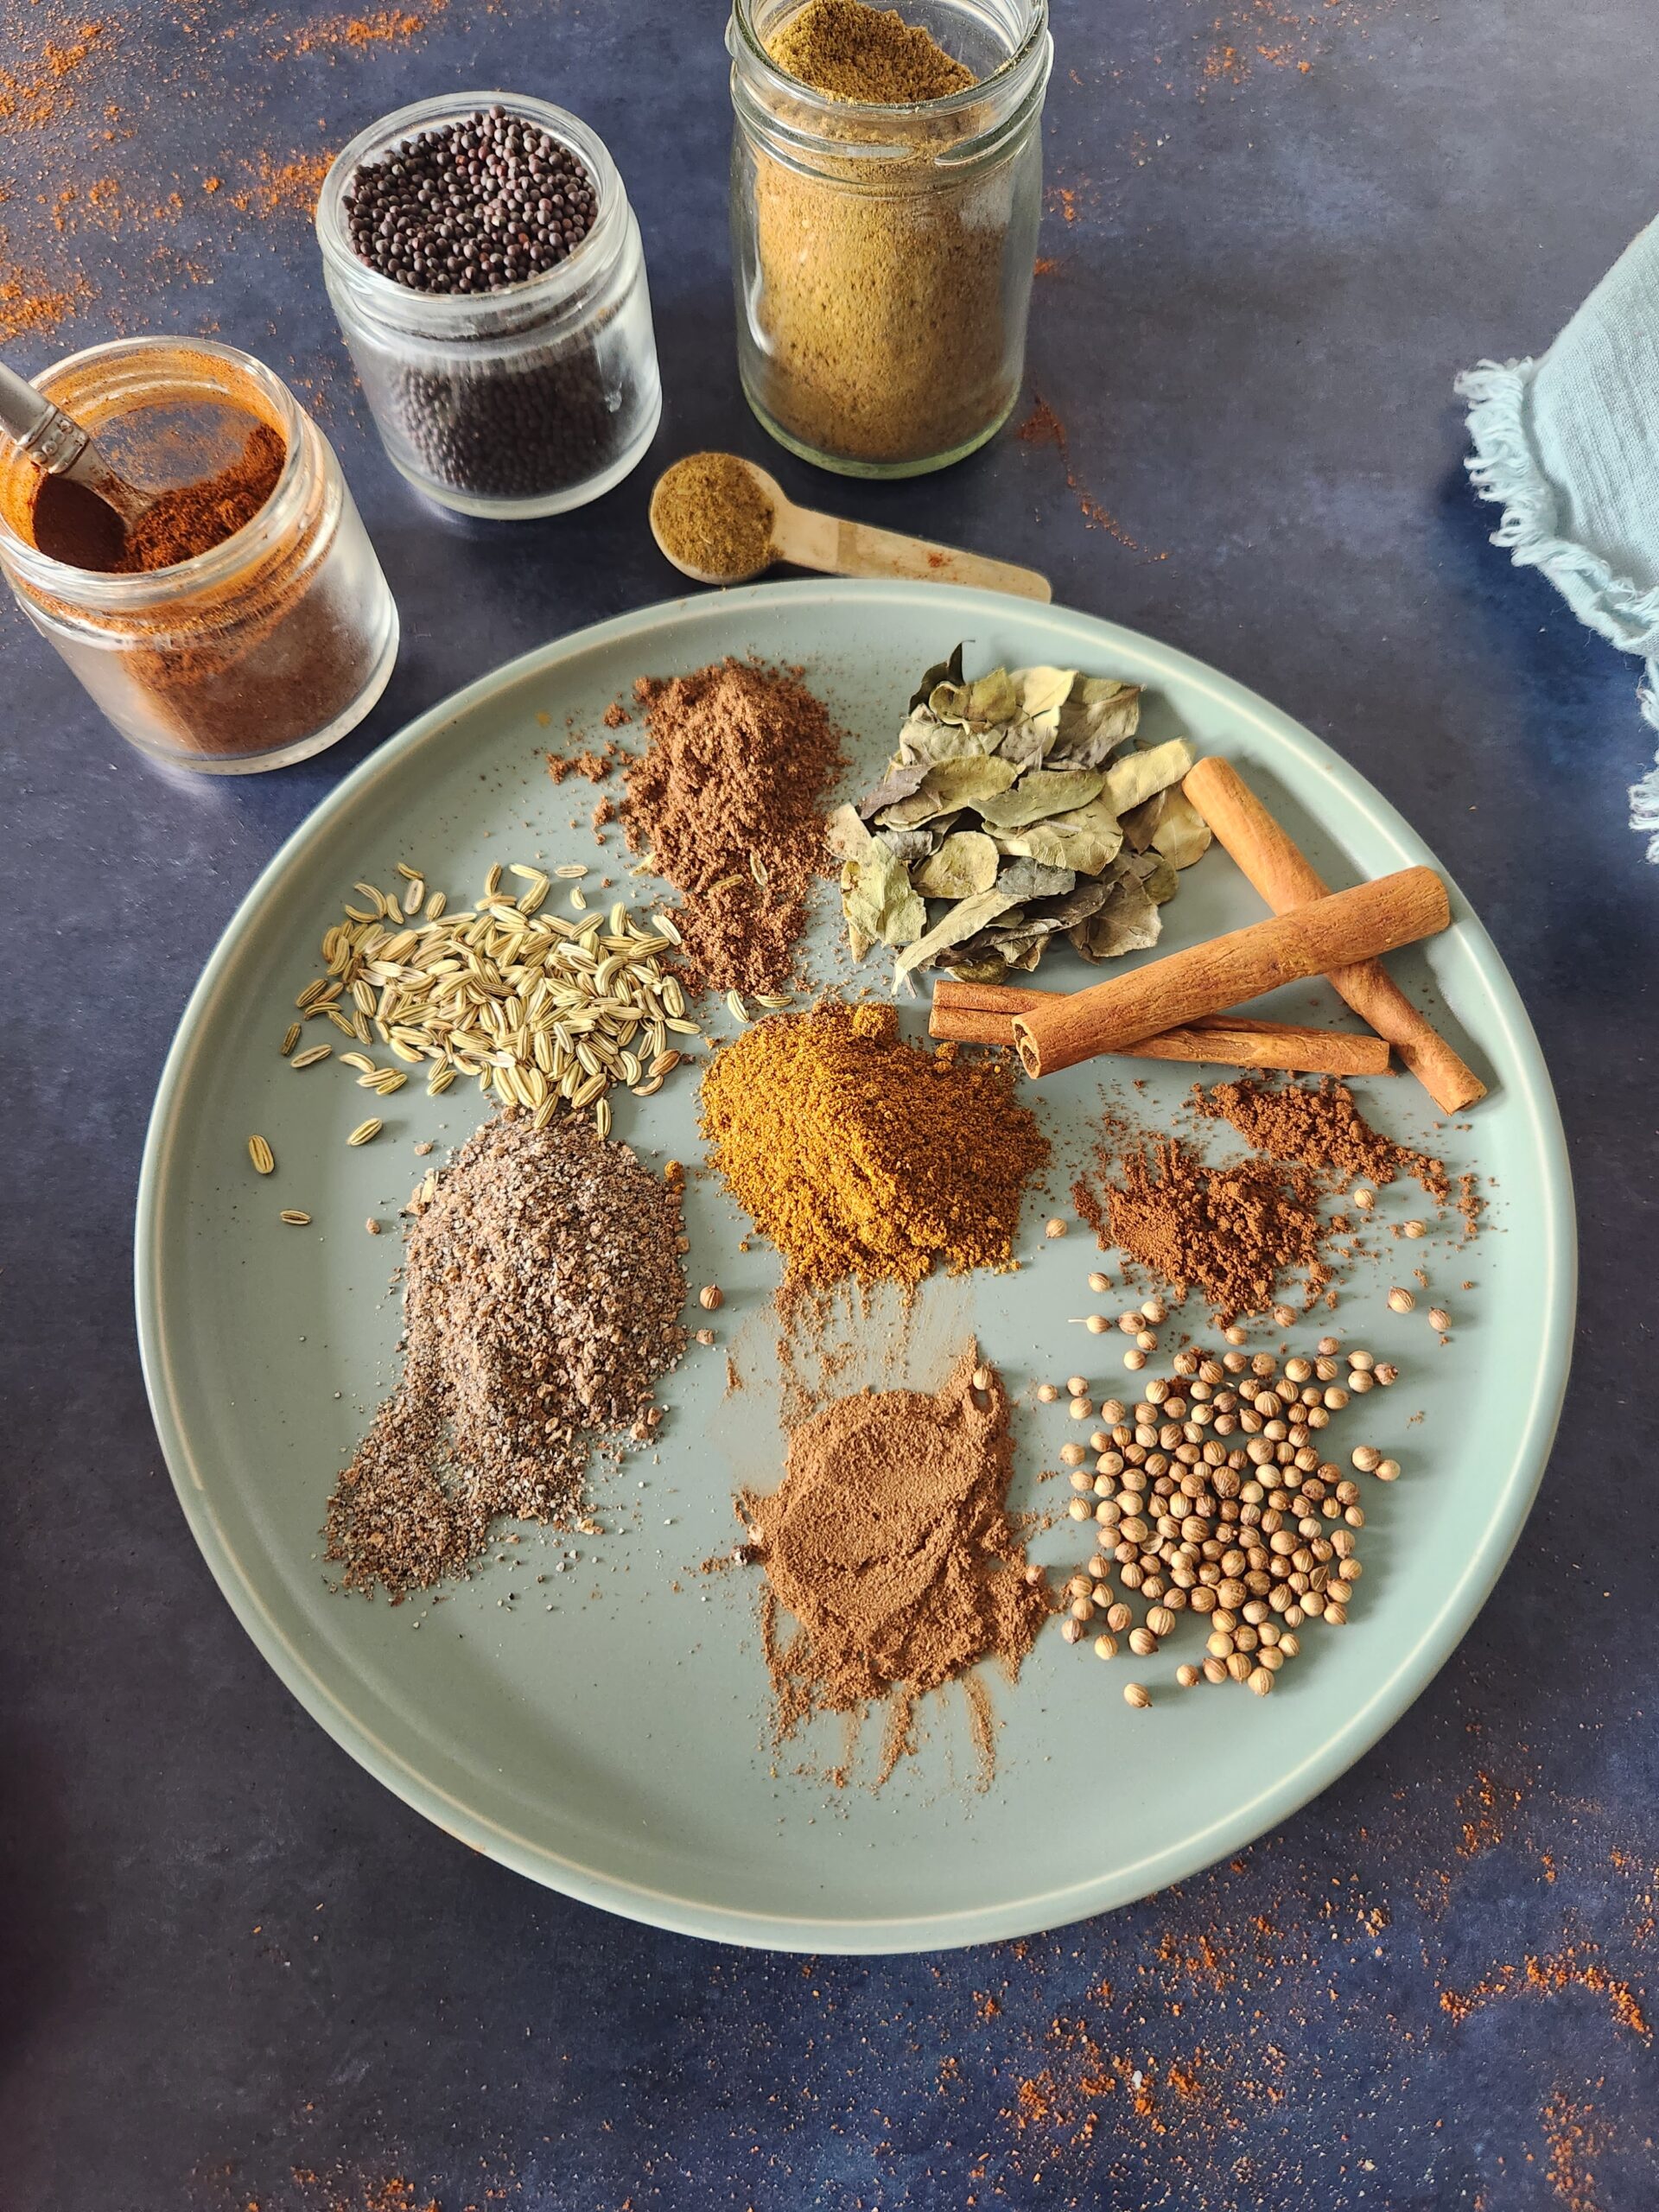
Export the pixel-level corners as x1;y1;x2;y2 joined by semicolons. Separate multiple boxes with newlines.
136;582;1573;1953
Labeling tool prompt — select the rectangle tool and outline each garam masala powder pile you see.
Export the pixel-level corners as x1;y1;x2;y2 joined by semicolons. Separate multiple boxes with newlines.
738;1344;1046;1785
701;997;1049;1287
622;658;844;995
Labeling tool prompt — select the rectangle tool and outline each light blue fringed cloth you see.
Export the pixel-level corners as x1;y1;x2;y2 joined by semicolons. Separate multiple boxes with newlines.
1457;216;1659;858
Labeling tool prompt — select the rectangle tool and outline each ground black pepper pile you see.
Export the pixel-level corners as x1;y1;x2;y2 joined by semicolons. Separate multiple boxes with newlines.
341;104;623;502
326;1113;687;1599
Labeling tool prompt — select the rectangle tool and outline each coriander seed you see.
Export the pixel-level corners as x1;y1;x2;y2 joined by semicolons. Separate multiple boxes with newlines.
1403;1218;1426;1238
1088;1271;1110;1294
1388;1287;1415;1313
698;1285;724;1311
1123;1681;1151;1709
1351;1446;1382;1473
1374;1457;1401;1482
1176;1663;1200;1688
1428;1306;1450;1332
1037;1382;1060;1403
1094;1633;1118;1661
1045;1217;1068;1238
1085;1314;1109;1334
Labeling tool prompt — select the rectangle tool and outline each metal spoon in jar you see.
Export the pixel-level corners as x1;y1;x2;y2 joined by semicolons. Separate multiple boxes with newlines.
650;452;1052;601
0;359;151;568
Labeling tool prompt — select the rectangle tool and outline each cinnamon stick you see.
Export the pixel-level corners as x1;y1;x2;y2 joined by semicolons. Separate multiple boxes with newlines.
1011;868;1451;1077
929;980;1391;1073
1181;756;1485;1113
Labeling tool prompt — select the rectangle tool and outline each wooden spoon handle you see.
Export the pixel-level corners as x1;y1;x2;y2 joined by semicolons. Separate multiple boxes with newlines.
769;503;1052;601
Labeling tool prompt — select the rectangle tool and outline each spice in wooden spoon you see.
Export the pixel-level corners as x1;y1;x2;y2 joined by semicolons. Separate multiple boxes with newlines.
649;449;1052;601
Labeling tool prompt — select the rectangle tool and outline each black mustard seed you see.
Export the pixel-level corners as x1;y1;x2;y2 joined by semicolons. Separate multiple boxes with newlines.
343;105;626;503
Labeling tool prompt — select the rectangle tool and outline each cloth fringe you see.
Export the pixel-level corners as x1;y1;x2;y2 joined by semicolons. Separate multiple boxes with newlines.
1458;357;1659;858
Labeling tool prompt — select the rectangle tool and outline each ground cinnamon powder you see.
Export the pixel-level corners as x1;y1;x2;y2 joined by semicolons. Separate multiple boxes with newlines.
1196;1074;1451;1205
1073;1134;1331;1323
737;1344;1046;1785
622;658;845;995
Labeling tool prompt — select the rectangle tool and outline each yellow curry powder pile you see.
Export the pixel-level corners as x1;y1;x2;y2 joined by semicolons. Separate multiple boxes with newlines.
737;1344;1047;1785
700;999;1049;1287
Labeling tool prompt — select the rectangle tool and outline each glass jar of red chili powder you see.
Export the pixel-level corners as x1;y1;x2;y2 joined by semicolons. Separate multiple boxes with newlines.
0;337;398;773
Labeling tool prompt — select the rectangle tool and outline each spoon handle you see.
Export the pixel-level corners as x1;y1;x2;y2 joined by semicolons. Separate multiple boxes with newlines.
772;502;1052;602
0;362;87;474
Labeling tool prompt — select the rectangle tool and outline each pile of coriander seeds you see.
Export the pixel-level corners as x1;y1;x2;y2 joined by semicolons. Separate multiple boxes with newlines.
1048;1333;1403;1706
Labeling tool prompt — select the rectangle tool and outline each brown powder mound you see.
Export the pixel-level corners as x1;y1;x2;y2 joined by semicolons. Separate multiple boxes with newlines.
1073;1135;1331;1324
1197;1075;1450;1205
622;658;845;995
738;1345;1046;1786
765;0;976;103
326;1114;686;1599
700;998;1049;1288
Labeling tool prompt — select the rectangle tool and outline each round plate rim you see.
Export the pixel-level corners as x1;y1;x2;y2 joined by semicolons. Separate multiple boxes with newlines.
134;578;1577;1953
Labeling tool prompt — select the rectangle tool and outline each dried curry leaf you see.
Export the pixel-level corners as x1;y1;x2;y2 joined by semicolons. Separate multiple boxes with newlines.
908;642;963;715
1150;785;1214;869
893;883;1025;981
843;842;927;947
975;767;1107;830
857;760;931;817
826;802;874;861
1104;736;1196;816
1068;866;1163;960
913;830;1001;899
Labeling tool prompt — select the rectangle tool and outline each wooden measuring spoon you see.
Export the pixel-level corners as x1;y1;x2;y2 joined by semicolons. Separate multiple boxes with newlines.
649;454;1052;602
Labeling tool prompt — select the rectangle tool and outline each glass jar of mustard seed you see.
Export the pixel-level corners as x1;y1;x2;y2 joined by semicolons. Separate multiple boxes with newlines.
316;93;662;518
727;0;1052;477
0;337;398;773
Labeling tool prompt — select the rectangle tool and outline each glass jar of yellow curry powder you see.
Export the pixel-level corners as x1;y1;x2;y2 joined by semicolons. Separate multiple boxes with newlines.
728;0;1051;477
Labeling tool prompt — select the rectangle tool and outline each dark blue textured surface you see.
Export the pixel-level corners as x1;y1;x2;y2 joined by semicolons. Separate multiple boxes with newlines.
3;4;1657;2207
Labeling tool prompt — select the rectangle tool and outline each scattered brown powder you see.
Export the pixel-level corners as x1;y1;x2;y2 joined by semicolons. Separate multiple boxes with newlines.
1197;1073;1451;1204
1073;1131;1330;1321
701;998;1049;1288
622;658;845;995
326;1114;686;1599
737;1344;1046;1785
545;738;623;783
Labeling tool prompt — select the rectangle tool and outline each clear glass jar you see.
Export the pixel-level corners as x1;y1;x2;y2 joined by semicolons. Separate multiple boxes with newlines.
0;337;398;774
316;93;663;518
728;0;1052;478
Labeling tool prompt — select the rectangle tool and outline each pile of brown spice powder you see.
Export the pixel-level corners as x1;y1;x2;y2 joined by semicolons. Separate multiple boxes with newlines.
622;658;845;995
1073;1134;1332;1324
737;1344;1047;1787
1195;1074;1452;1205
326;1114;687;1599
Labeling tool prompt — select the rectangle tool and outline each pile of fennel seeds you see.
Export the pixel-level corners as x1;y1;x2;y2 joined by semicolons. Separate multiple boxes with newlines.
283;861;702;1138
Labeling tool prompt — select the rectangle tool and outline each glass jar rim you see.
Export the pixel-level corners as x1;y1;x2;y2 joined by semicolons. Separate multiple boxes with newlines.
0;335;313;604
728;0;1050;124
315;92;629;338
